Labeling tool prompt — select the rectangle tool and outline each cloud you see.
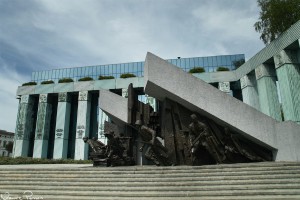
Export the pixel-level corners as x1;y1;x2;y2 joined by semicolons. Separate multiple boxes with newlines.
190;0;264;58
0;59;30;132
0;0;267;132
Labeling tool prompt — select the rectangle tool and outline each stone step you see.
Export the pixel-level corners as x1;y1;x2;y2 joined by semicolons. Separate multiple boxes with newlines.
0;161;298;171
1;183;299;191
30;195;300;200
0;178;299;187
1;172;300;181
1;169;299;178
0;165;299;174
0;162;299;199
2;189;300;197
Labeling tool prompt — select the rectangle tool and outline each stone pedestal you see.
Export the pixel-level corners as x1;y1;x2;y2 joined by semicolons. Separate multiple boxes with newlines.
13;95;35;157
74;91;91;160
274;50;300;123
255;64;281;121
33;94;52;158
53;93;71;159
240;74;260;110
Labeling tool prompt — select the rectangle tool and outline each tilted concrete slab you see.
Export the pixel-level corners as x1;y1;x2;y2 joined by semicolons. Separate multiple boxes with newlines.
144;52;300;161
99;89;128;126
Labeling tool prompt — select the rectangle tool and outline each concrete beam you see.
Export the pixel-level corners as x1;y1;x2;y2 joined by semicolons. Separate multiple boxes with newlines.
99;89;128;125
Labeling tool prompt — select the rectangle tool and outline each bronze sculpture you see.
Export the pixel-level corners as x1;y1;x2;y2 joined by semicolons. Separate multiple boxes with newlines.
83;136;107;166
135;120;173;166
188;114;225;164
86;84;272;167
83;130;134;167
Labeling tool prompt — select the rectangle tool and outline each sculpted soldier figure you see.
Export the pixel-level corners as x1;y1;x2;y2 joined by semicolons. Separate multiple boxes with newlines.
83;136;107;166
83;136;106;153
189;114;225;164
135;120;172;166
223;127;265;162
104;131;127;166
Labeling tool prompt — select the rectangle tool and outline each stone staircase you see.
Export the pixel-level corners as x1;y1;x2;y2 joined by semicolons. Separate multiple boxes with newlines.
0;162;299;200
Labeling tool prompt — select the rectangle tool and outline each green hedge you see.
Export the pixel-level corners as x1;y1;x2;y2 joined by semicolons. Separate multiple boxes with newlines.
58;78;74;83
78;77;93;81
98;75;115;80
216;67;229;71
0;157;92;165
120;73;136;78
41;80;54;84
22;82;37;86
189;67;205;73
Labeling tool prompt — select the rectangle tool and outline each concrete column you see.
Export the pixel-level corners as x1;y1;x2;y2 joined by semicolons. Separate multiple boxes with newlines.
97;108;108;144
53;93;71;159
74;91;91;160
274;49;300;123
218;82;232;96
255;64;281;121
13;95;35;157
240;73;260;110
33;94;52;158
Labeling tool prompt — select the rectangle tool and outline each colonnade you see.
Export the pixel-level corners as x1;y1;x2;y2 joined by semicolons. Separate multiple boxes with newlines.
240;49;300;123
13;91;106;160
13;89;157;160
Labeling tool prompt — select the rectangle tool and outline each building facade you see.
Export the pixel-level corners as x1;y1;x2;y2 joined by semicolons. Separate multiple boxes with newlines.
13;54;245;160
0;130;14;157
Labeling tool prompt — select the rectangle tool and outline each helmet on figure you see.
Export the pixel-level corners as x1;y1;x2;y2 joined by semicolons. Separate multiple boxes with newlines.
82;136;89;143
135;120;142;126
190;114;198;121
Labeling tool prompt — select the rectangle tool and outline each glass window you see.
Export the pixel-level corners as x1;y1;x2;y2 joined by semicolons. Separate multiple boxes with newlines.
30;54;245;82
216;56;221;66
211;56;215;67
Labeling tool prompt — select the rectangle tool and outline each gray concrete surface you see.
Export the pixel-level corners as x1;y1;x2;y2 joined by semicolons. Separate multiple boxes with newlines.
99;89;128;125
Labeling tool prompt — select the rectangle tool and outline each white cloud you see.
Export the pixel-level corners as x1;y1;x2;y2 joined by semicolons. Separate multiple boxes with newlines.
0;60;29;132
0;0;267;132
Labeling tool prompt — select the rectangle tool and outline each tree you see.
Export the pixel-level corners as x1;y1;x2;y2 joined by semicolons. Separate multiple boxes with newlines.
254;0;300;44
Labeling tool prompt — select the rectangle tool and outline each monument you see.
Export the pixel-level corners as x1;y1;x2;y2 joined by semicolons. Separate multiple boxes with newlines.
92;48;300;166
14;21;300;164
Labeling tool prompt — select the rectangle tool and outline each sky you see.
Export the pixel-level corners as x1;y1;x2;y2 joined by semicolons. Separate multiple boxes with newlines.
0;0;265;132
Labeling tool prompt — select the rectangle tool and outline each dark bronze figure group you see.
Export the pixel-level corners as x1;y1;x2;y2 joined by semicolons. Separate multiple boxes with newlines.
83;130;134;167
84;84;272;167
188;114;267;165
135;120;173;166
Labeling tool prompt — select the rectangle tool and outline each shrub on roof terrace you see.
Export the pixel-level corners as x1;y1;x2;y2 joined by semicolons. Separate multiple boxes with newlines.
120;73;136;78
22;81;37;86
98;75;115;80
189;67;205;73
58;78;74;83
216;67;229;72
78;77;93;81
41;80;54;84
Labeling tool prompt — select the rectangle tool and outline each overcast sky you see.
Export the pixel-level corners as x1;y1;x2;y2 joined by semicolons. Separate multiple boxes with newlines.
0;0;264;132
